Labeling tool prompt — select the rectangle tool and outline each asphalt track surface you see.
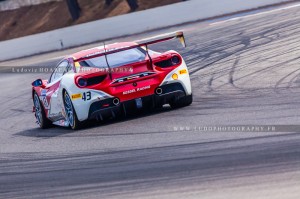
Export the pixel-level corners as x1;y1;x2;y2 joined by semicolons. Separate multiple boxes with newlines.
1;4;300;199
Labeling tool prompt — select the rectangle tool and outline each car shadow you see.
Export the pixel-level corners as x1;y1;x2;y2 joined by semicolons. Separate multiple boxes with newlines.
14;105;175;138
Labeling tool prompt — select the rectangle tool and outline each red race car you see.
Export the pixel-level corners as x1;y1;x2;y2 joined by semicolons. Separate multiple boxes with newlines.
32;31;193;129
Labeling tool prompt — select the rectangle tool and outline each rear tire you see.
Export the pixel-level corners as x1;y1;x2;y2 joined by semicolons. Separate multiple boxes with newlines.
63;91;82;130
33;92;52;129
170;94;193;109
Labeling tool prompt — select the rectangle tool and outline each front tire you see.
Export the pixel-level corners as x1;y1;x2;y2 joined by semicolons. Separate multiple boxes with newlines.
33;92;52;129
63;91;82;130
170;94;193;109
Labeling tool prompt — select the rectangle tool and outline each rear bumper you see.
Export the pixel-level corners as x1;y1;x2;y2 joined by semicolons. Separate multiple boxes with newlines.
88;82;186;120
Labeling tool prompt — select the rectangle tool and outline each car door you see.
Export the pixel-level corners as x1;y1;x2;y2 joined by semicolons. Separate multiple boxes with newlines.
44;60;70;121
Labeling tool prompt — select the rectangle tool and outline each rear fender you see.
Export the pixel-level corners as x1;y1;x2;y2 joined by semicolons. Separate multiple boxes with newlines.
60;73;113;121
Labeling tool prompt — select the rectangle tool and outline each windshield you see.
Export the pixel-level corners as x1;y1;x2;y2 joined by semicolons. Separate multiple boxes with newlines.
79;47;146;68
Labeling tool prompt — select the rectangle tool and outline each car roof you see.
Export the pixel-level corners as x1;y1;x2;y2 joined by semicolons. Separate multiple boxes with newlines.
71;42;138;60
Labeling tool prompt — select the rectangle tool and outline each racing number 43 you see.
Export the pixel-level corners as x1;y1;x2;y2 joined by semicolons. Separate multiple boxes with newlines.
82;91;91;101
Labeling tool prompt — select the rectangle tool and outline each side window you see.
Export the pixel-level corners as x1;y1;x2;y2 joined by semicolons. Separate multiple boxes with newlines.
65;63;73;74
50;61;69;83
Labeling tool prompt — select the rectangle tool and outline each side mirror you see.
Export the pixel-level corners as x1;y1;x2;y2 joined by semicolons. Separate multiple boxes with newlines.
32;79;44;87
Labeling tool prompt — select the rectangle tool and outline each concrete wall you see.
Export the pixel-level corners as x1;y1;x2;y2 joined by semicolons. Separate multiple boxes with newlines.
0;0;295;61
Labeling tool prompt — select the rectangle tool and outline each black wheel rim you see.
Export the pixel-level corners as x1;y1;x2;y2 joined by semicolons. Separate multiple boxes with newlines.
34;94;42;125
64;93;74;127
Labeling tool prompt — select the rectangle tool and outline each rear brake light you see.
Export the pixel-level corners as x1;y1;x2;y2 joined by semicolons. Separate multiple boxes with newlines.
75;75;106;88
76;77;87;88
171;56;180;65
154;55;182;68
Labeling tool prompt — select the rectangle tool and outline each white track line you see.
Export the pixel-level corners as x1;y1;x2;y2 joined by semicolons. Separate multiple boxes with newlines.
210;3;300;26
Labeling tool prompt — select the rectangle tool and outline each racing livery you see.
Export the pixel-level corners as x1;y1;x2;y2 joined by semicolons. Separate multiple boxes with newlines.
32;32;193;129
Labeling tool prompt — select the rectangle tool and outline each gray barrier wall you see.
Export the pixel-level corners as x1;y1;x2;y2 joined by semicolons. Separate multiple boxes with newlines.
0;0;294;61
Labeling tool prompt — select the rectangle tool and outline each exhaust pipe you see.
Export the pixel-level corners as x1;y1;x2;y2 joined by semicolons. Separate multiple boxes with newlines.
155;88;163;95
113;98;120;106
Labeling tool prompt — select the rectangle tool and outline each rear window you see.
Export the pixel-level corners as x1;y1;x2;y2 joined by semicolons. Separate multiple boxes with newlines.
79;47;146;68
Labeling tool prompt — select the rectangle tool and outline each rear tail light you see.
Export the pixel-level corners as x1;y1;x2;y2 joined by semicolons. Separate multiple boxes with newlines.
75;75;106;88
76;77;87;88
154;55;182;68
171;56;180;65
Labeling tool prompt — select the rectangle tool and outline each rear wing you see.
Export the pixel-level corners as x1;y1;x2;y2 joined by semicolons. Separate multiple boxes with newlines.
135;31;186;48
74;31;186;63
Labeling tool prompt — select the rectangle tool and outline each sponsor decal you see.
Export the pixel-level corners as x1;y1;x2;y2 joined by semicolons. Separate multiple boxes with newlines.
179;69;187;75
41;89;47;96
111;72;155;84
126;75;140;81
84;46;131;59
53;119;69;127
123;89;136;95
137;85;151;91
123;85;151;95
40;96;50;109
84;51;103;58
72;93;82;100
48;112;62;118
